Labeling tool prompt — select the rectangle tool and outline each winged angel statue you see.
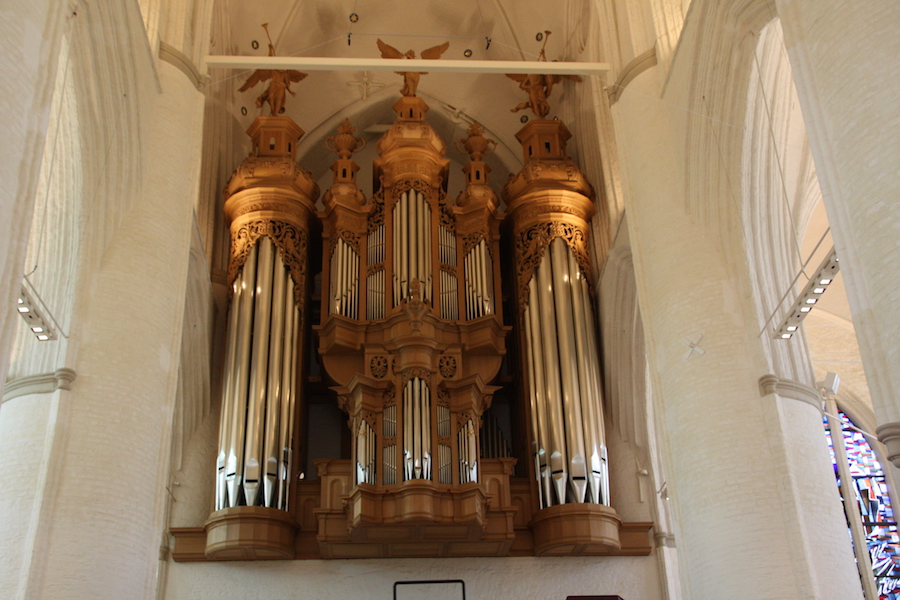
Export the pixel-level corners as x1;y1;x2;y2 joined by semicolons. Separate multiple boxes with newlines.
376;39;450;97
239;24;307;116
506;31;581;119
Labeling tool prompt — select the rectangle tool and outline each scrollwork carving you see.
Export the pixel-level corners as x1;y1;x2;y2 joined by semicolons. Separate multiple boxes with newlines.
402;367;432;385
437;387;450;406
462;231;486;255
229;220;309;307
329;228;362;256
390;178;434;203
361;410;378;429
515;220;592;312
368;189;385;231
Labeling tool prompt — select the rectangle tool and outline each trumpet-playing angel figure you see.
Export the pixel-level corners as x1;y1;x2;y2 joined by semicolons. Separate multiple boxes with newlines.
506;31;581;119
376;39;450;97
239;24;308;116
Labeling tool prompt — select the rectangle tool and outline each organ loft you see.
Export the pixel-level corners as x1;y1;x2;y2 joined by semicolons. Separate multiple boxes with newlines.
171;38;653;561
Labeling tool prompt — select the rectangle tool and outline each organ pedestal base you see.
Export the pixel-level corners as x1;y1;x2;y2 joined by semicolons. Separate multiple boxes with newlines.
315;458;517;558
203;506;297;560
531;503;622;556
172;476;652;560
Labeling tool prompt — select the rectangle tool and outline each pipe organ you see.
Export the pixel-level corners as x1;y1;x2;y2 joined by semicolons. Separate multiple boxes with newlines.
205;117;319;559
190;92;648;563
314;100;517;557
503;119;619;554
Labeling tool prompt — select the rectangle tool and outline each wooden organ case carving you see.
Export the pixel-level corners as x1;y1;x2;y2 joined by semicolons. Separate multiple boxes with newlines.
171;95;654;564
315;99;517;558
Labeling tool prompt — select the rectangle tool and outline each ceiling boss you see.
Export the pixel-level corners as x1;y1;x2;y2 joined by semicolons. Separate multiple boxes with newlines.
376;39;450;96
239;23;308;115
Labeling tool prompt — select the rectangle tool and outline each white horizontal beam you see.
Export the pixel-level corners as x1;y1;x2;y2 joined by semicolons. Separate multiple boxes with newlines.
204;55;609;76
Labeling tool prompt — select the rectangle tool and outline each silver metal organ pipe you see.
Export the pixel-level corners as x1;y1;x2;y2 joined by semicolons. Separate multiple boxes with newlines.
403;381;412;480
472;244;481;318
464;252;472;319
535;252;569;505
567;250;602;504
422;380;431;480
528;279;554;506
369;420;376;483
549;239;588;503
400;191;409;301
341;242;349;316
482;242;493;315
579;268;609;504
262;253;287;507
277;276;296;510
393;195;401;303
243;237;276;508
423;193;432;301
476;242;485;317
419;195;424;299
412;193;420;299
351;243;359;318
383;404;396;485
332;241;341;314
216;275;243;509
414;379;422;478
226;243;258;508
523;296;544;508
473;249;479;319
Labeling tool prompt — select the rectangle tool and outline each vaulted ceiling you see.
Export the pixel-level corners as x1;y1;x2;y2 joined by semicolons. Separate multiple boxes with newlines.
211;0;590;190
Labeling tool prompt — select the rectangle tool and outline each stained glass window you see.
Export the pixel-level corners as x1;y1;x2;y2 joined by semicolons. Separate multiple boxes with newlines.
825;410;900;599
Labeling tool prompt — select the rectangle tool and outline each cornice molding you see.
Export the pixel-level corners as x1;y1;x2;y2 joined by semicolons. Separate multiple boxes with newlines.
758;374;822;411
3;368;77;404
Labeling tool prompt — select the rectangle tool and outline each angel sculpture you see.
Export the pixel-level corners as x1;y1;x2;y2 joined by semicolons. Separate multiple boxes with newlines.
376;39;450;97
239;24;308;116
506;31;581;119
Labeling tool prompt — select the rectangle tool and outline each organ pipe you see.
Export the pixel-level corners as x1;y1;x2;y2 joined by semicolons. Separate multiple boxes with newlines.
522;238;609;506
263;247;287;507
403;377;432;481
329;238;360;318
216;237;304;511
392;190;433;306
464;239;494;320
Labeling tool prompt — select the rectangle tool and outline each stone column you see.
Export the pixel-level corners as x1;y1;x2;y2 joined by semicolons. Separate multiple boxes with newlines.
613;69;862;599
775;0;900;465
0;59;205;600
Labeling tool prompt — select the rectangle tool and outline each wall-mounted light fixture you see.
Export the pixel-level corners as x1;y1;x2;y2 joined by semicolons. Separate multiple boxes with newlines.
17;286;56;341
775;247;839;339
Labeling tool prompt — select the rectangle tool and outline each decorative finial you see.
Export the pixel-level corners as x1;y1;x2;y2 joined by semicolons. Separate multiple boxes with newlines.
376;39;450;96
455;122;497;162
325;119;366;159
